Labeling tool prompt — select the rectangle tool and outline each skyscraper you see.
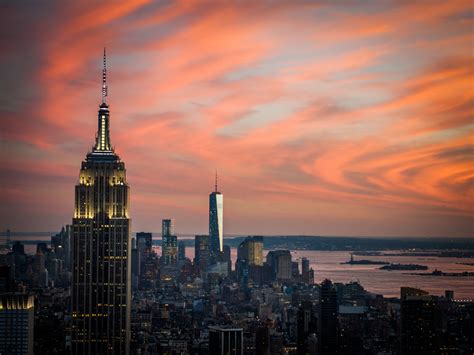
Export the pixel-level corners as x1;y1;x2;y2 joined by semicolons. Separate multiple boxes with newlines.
51;225;71;269
178;241;186;261
136;232;153;263
209;172;223;259
237;236;263;267
297;300;317;355
319;279;339;355
162;219;175;237
266;250;292;280
71;49;131;355
162;219;177;266
194;235;210;271
400;287;438;353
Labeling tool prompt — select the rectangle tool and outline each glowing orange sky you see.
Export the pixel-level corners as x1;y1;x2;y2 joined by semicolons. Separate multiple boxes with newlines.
0;1;473;237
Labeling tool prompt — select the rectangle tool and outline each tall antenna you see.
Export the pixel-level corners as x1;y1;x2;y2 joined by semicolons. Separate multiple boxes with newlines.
102;47;108;103
215;169;218;193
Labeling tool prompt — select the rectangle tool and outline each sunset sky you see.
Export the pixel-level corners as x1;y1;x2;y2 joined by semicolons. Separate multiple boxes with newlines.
0;1;473;237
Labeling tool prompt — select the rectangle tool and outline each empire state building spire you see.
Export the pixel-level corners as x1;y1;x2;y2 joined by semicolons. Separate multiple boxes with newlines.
72;48;131;354
93;48;113;153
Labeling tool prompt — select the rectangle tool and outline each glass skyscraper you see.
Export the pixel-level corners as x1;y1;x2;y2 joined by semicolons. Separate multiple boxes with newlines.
209;174;223;259
162;219;177;266
71;50;131;354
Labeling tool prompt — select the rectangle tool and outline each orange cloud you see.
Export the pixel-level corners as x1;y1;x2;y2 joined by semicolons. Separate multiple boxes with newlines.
1;1;472;236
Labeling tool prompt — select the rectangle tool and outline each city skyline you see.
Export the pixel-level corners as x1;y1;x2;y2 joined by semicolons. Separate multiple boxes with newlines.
1;1;473;237
1;3;473;355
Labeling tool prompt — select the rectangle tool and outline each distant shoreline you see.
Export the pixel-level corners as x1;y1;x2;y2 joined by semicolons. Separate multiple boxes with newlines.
2;234;473;256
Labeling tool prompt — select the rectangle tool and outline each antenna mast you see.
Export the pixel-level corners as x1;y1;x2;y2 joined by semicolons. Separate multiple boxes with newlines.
102;47;108;103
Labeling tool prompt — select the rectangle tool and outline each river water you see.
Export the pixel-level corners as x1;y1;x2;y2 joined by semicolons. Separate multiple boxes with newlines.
12;238;474;299
182;247;474;299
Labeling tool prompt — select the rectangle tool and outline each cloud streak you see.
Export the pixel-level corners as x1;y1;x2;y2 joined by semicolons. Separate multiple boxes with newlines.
0;1;472;237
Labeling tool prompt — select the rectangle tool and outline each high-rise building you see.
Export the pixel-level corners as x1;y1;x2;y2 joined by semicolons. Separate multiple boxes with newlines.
209;326;243;355
194;235;210;271
255;325;270;355
178;241;186;261
319;279;339;355
12;241;24;255
131;242;140;276
223;244;232;274
162;219;177;266
51;225;71;269
302;257;309;276
301;257;315;284
0;266;15;292
297;300;317;355
33;250;48;287
0;293;34;355
162;219;175;237
36;242;48;254
400;287;439;353
136;232;152;260
71;50;131;354
266;250;292;280
237;236;263;267
292;261;300;277
209;173;223;259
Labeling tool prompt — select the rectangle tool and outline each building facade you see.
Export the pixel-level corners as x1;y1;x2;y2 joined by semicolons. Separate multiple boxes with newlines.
71;50;131;354
194;235;210;272
0;293;34;355
400;287;438;353
237;236;263;267
266;250;292;280
209;326;243;355
178;241;186;261
319;279;339;354
136;232;152;259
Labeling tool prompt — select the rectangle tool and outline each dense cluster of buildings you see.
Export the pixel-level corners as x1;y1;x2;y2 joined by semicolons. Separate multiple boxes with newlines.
1;52;473;355
2;231;474;354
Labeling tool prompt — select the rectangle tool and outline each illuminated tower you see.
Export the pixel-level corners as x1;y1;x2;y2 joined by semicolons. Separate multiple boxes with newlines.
71;49;131;355
209;171;223;260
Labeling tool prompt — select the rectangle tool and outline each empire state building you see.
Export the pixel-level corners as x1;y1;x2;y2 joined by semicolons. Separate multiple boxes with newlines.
71;50;131;354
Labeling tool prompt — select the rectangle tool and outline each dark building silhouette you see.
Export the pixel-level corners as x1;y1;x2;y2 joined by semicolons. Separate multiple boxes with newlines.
209;326;243;355
71;50;131;354
301;257;315;284
319;279;339;354
255;325;270;355
222;244;232;274
136;232;152;260
178;241;186;261
194;235;210;272
131;239;140;278
0;266;15;292
297;300;317;355
50;225;71;269
12;241;25;255
400;287;439;354
36;242;48;254
266;250;292;280
162;219;177;266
